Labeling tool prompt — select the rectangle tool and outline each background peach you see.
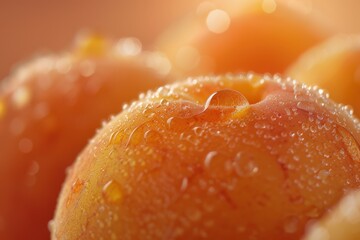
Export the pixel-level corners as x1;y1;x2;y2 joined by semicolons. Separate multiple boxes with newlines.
0;0;202;80
304;189;360;240
3;0;360;81
0;36;169;240
155;0;331;77
287;35;360;117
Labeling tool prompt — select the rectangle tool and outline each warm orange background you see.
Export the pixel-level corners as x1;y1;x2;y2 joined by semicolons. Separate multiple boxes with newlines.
0;0;359;80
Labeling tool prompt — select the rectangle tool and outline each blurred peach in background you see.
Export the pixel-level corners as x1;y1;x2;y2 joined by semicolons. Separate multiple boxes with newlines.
1;0;360;80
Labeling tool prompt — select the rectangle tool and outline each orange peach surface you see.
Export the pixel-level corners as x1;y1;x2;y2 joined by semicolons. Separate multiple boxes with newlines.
0;36;169;240
52;74;360;240
287;35;360;117
156;0;330;77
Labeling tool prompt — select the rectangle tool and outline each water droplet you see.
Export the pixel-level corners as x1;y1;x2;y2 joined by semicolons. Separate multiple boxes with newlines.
18;138;33;153
317;169;330;181
203;89;249;114
12;86;31;108
204;151;233;178
338;127;360;162
122;103;129;110
72;178;84;193
126;123;148;146
180;177;188;192
297;101;316;112
160;98;169;105
109;130;126;145
144;129;162;144
192;127;204;137
283;216;298;234
342;105;354;116
254;122;270;129
102;180;123;204
115;37;142;56
233;152;259;177
204;151;218;168
206;9;231;34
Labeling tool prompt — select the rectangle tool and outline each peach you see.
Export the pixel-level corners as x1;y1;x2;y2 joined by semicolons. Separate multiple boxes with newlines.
155;0;330;77
52;74;360;240
304;189;360;240
0;35;170;239
287;35;360;116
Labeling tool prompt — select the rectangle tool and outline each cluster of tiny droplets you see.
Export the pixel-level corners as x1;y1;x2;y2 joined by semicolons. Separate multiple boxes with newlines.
122;73;360;137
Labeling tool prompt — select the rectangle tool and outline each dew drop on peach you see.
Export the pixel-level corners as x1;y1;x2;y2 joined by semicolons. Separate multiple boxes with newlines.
202;89;249;120
72;178;84;194
232;152;259;177
338;127;360;162
102;180;123;204
204;89;249;109
297;101;316;112
180;177;188;192
144;129;162;144
126;123;148;146
204;151;218;168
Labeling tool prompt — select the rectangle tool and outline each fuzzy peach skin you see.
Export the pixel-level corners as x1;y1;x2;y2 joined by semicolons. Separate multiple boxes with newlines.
0;35;170;240
52;74;360;240
287;35;360;117
303;189;360;240
155;0;331;77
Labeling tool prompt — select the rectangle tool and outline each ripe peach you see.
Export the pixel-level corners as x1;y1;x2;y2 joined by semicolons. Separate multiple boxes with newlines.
304;189;360;240
155;0;330;77
0;35;170;239
287;35;360;116
52;74;360;240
